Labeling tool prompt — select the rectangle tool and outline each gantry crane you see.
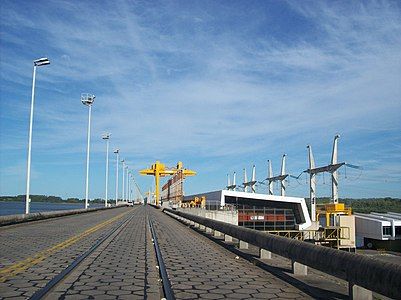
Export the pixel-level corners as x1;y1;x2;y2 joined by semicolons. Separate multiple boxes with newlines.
139;161;196;206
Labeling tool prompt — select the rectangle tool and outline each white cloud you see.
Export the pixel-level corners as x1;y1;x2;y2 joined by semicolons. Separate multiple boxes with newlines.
1;1;400;198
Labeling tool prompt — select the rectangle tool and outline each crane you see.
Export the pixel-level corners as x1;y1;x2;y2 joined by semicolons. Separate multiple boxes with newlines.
139;161;196;206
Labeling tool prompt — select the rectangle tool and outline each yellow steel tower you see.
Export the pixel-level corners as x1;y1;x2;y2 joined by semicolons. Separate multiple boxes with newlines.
139;161;196;206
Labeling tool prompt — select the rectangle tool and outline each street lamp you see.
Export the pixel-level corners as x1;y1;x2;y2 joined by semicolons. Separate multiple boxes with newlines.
130;175;133;203
81;93;95;209
25;57;50;214
121;159;125;202
114;149;119;206
102;132;111;207
130;174;134;203
125;166;129;203
128;171;131;203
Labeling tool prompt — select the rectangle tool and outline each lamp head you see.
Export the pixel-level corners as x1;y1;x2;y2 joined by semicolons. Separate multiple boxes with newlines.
81;93;95;106
102;132;111;140
114;149;119;154
34;57;50;66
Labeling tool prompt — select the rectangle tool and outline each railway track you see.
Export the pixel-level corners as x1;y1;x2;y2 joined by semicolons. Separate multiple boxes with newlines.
148;217;175;300
1;205;316;299
20;206;174;300
29;212;136;300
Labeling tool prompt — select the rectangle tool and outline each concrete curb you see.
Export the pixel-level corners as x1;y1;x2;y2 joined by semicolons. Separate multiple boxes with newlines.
0;204;128;227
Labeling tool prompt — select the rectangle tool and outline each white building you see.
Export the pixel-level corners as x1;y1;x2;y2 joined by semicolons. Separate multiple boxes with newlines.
355;212;401;249
183;190;312;230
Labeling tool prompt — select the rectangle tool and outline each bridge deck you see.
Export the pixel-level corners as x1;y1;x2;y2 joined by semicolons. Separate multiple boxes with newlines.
0;205;350;299
149;207;309;299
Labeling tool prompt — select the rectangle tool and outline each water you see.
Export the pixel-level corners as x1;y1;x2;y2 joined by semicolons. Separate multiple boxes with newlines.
0;201;104;216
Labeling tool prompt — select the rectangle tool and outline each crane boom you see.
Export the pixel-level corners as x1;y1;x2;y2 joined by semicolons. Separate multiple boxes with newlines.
139;161;196;206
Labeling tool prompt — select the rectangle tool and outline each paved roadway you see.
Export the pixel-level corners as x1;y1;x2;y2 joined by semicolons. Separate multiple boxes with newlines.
0;206;150;299
149;207;310;299
46;207;160;300
0;205;334;299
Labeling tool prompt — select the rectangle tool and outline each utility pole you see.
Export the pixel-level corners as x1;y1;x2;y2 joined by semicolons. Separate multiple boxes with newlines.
127;172;130;202
226;172;237;191
280;155;287;196
331;134;340;204
102;133;111;207
243;165;257;193
114;149;119;206
307;145;317;222
243;168;248;192
125;166;129;202
81;93;95;209
251;165;256;193
25;57;50;214
121;159;125;202
267;160;273;195
304;135;344;223
266;155;288;196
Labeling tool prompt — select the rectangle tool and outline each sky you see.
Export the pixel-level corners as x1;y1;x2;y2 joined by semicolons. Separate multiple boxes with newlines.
0;0;400;201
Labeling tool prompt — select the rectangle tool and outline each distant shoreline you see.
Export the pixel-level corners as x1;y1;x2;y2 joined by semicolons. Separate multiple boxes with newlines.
0;195;106;204
0;200;88;204
0;200;104;217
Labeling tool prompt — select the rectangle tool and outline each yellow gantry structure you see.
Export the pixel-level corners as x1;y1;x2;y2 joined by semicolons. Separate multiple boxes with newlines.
139;161;196;206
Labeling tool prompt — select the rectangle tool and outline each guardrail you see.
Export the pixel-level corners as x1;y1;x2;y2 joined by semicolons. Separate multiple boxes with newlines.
163;208;401;300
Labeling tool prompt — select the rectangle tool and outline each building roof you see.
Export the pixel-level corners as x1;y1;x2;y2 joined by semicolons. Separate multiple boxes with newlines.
355;212;401;225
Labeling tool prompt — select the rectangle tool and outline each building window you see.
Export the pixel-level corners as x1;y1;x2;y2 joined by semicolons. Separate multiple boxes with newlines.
382;226;392;236
237;205;296;231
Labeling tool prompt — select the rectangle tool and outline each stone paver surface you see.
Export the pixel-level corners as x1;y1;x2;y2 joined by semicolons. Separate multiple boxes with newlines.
166;212;355;299
149;207;311;300
0;206;135;299
0;207;131;268
52;206;161;300
1;205;341;300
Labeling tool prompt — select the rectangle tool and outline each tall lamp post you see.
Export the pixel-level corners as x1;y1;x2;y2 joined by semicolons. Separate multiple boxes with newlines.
126;166;129;203
121;159;125;202
25;57;50;214
114;149;119;206
102;133;111;207
81;93;95;209
128;171;131;202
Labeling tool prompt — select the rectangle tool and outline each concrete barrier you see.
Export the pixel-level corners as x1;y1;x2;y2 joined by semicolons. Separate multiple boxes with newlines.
164;208;401;300
0;204;129;227
176;207;238;225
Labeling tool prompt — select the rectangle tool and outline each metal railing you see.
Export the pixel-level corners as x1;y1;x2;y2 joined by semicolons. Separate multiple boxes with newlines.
164;208;401;300
265;230;304;240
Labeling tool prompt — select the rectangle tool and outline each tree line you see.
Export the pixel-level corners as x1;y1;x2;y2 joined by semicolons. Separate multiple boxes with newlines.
309;197;401;213
0;195;105;204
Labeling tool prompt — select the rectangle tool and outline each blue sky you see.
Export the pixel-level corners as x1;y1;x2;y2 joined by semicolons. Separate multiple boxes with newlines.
0;0;400;200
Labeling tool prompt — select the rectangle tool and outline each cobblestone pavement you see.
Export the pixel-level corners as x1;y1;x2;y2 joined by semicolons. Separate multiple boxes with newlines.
0;206;135;299
149;207;311;300
48;206;161;300
1;205;342;299
192;234;349;299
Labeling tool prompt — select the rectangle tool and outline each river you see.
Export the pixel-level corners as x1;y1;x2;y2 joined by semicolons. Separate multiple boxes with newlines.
0;201;104;216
